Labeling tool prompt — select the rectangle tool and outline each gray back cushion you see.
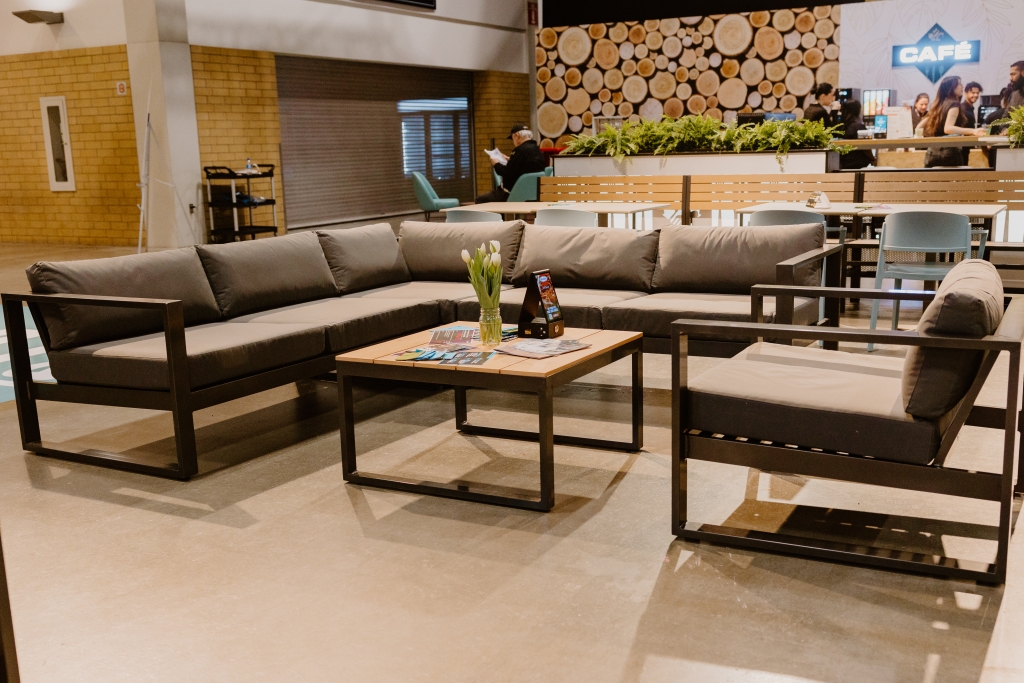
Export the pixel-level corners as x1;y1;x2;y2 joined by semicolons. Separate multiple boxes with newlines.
903;259;1004;420
652;224;824;293
26;247;221;351
197;232;338;318
316;223;411;294
511;225;660;291
398;220;525;283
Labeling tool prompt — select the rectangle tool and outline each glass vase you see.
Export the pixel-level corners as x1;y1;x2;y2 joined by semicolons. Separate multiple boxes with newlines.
479;307;502;346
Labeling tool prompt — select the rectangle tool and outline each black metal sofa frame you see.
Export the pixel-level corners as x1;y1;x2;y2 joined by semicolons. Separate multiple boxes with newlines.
671;285;1024;583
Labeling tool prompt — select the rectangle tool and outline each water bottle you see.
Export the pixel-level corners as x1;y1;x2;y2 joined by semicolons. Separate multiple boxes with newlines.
246;158;252;170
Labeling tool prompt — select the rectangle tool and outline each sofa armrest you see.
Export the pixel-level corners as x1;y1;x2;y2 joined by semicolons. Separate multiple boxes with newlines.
751;285;936;325
773;244;844;330
0;292;190;395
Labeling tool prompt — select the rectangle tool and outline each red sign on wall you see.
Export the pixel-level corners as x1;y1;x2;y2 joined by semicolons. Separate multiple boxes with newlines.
527;2;539;27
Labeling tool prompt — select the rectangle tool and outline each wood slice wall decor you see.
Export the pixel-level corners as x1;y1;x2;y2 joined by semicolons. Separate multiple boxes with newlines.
536;6;841;146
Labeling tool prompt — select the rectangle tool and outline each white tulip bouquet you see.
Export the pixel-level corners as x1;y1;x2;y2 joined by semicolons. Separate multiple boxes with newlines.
462;240;502;310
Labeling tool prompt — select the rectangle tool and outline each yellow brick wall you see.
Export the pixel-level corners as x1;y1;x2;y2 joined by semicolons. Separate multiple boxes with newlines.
191;45;285;234
473;71;532;197
0;46;140;246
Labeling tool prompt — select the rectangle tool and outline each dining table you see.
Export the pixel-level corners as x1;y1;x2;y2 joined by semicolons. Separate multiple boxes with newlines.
442;201;671;229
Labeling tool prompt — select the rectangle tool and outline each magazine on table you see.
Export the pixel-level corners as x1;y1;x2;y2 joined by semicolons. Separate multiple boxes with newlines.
496;339;591;359
430;326;517;345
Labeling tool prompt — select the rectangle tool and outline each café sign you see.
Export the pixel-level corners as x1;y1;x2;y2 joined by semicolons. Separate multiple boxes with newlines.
891;24;980;83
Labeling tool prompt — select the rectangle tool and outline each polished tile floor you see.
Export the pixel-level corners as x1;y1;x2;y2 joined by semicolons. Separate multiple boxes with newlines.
0;243;1022;682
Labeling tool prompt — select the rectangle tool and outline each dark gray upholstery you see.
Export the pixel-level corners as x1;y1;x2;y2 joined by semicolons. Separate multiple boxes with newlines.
346;281;511;324
398;220;525;283
316;223;411;294
457;287;646;329
48;322;326;390
234;297;440;352
511;224;660;292
602;292;818;338
651;224;824;293
903;259;1004;419
688;342;940;465
197;232;338;318
26;248;222;351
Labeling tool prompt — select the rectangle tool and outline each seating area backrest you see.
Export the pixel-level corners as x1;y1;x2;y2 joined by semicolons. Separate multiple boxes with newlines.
863;171;1024;214
651;224;824;293
540;175;685;211
398;220;525;283
197;231;339;318
688;174;856;216
316;223;411;295
26;248;222;351
902;259;1004;420
512;224;660;292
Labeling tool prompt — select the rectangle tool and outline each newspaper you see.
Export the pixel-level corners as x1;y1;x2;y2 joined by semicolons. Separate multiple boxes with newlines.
496;339;591;359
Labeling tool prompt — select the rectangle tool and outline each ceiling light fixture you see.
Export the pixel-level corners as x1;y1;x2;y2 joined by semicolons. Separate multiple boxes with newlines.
13;10;65;24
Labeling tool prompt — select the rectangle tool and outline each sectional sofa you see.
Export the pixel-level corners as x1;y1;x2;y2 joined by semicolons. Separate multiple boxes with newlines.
1;219;839;479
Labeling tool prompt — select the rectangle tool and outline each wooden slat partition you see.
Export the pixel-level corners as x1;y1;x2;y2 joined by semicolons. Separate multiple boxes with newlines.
862;171;1024;213
539;175;684;210
688;173;857;215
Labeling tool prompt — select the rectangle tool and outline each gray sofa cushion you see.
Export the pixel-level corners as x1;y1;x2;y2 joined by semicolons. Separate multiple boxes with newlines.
234;297;440;352
197;232;339;318
398;220;525;283
688;342;940;465
903;259;1004;419
345;281;512;324
25;248;222;351
601;292;818;338
457;287;646;329
316;223;411;294
651;224;824;293
48;322;326;390
511;225;660;292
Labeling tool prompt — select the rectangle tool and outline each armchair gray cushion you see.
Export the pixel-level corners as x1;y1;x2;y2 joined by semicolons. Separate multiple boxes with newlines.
903;259;1004;419
316;223;411;294
197;232;338;318
26;248;221;351
398;220;525;283
651;224;824;293
511;225;660;292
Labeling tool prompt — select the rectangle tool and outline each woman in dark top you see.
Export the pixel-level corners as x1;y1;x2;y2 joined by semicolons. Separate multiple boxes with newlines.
919;75;987;167
839;100;875;169
911;93;929;130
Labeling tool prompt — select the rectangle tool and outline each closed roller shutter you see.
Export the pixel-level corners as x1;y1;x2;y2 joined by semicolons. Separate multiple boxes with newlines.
276;56;474;229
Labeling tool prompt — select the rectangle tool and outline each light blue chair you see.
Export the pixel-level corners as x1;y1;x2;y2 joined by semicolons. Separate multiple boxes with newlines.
412;171;459;222
492;166;502;190
505;168;553;203
868;211;987;349
535;208;598;227
446;209;503;223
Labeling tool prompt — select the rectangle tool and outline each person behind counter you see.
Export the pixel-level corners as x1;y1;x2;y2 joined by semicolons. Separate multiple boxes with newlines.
962;82;983;128
911;93;930;130
918;75;987;168
838;100;875;170
474;123;547;204
803;83;840;126
1008;61;1024;111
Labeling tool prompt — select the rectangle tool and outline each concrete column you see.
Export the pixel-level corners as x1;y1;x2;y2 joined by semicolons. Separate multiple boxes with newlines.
123;0;203;249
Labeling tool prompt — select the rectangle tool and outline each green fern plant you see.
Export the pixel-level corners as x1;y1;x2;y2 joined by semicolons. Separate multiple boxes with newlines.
994;108;1024;148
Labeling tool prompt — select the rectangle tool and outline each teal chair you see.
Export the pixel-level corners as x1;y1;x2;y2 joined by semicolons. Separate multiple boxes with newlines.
492;167;502;190
412;171;459;222
505;168;553;203
868;211;987;350
446;209;502;223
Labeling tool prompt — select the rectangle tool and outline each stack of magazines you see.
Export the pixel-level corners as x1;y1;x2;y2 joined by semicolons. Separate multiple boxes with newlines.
496;339;591;359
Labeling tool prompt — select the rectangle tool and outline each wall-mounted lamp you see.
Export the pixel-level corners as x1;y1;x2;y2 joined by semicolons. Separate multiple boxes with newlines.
13;10;65;24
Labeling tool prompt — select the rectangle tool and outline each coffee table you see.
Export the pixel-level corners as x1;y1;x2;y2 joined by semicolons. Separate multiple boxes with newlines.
336;324;643;511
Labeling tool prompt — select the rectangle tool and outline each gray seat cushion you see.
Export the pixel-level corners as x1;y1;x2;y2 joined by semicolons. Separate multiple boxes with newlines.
48;322;327;390
233;297;440;352
197;232;339;318
652;224;824;293
316;223;411;294
601;292;818;339
511;224;660;292
688;342;940;465
25;248;222;351
346;281;511;323
457;287;646;329
903;259;1004;419
398;220;525;283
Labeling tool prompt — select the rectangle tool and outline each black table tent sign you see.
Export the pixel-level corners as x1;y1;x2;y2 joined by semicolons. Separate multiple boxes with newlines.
517;269;564;339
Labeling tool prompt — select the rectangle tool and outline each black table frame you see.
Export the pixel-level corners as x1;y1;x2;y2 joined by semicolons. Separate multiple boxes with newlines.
337;337;643;511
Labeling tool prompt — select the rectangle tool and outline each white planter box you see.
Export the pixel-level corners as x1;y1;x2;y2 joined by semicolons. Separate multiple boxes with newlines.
552;150;838;177
995;148;1024;172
